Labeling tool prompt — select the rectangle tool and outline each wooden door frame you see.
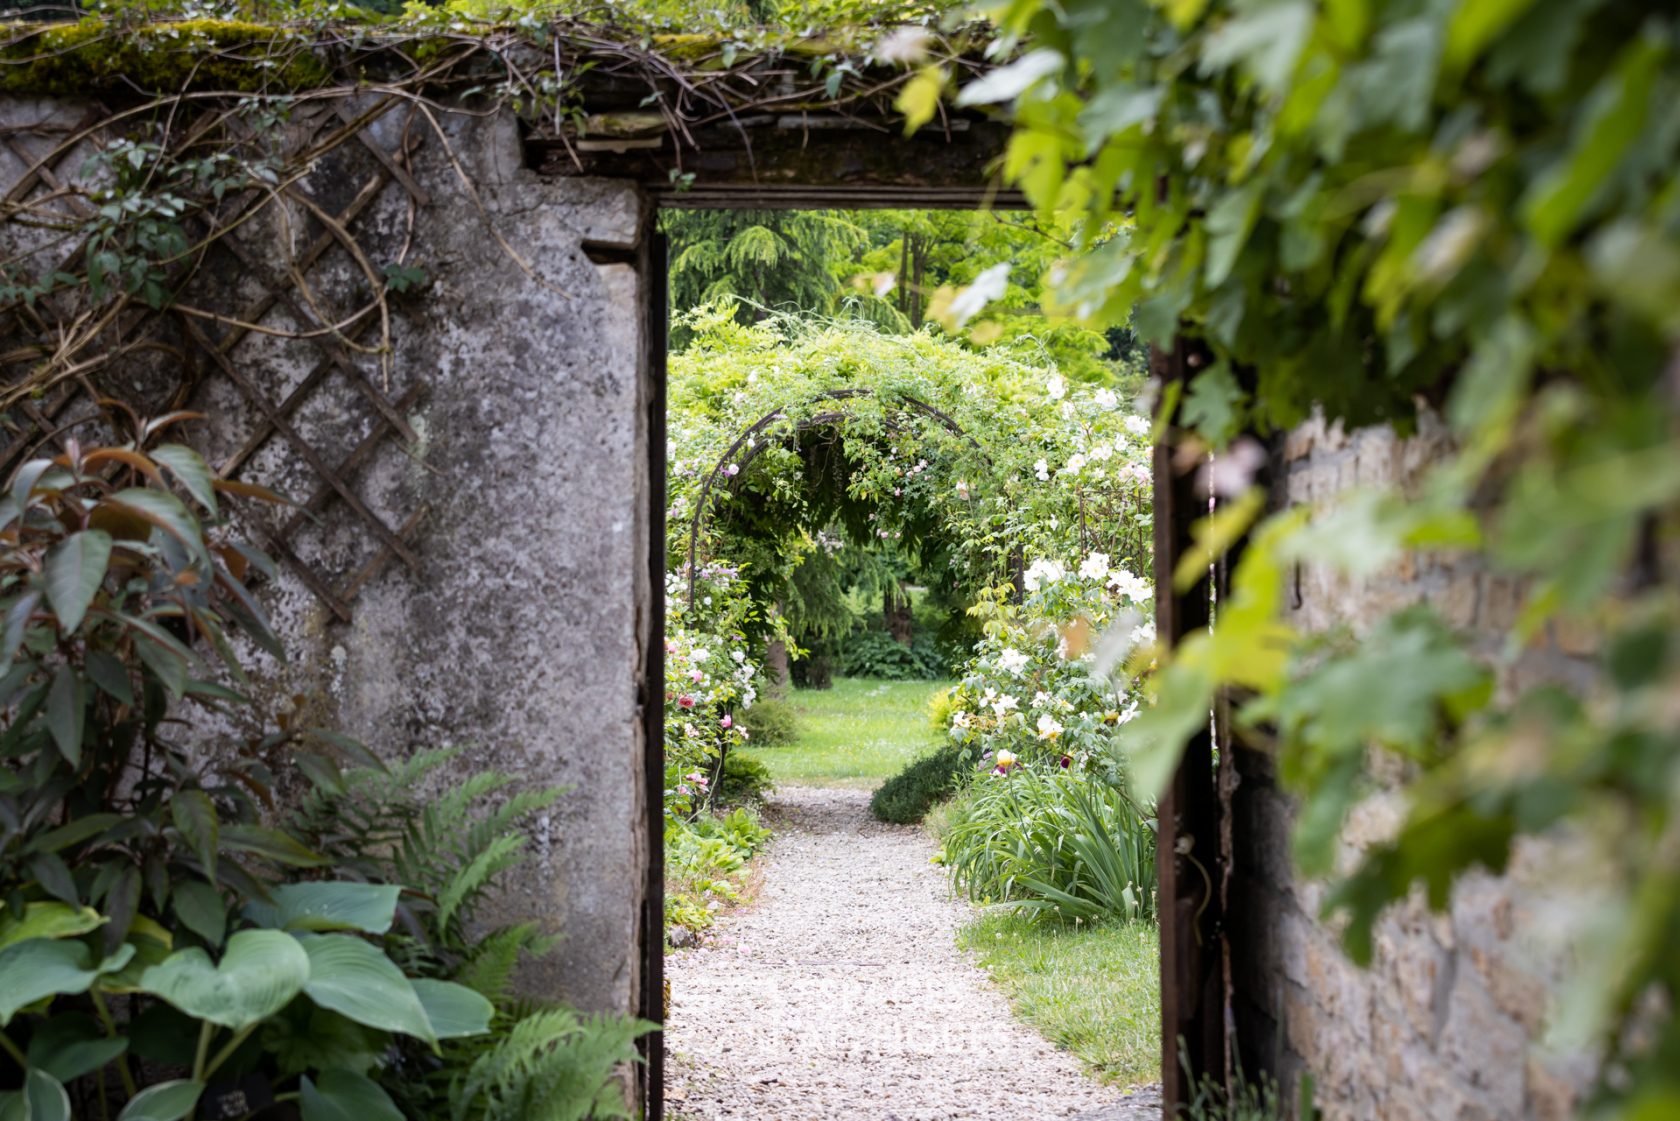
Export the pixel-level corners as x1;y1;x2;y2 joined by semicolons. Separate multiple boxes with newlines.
630;188;1227;1121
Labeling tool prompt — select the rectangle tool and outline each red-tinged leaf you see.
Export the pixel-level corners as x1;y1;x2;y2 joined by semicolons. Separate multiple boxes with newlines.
141;411;206;440
81;448;165;486
44;530;113;634
100;490;207;565
87;501;154;543
210;478;291;505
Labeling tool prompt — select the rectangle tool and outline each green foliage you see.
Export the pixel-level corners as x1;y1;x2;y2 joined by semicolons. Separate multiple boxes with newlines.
957;0;1680;1111
869;748;964;824
737;696;798;746
940;767;1155;924
741;678;951;788
715;748;775;803
447;1008;647;1121
665;807;770;943
835;626;949;681
0;429;642;1120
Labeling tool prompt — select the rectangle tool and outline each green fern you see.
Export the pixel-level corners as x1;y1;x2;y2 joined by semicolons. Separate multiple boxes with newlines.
449;1009;652;1121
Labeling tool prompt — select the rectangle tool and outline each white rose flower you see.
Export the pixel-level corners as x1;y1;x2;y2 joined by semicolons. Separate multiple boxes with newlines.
1094;387;1119;410
1023;558;1066;591
1123;414;1150;437
991;693;1020;718
1107;569;1153;602
1034;458;1050;482
1079;552;1110;582
996;648;1030;674
1036;713;1064;739
1046;374;1067;401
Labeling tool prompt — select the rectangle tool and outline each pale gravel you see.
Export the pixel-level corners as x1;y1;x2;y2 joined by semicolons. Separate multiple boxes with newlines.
665;786;1162;1121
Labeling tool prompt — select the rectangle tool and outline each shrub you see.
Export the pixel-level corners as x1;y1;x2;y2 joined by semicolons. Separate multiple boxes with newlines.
836;627;950;680
714;748;774;803
870;748;967;824
942;767;1156;923
738;696;798;745
665;807;770;944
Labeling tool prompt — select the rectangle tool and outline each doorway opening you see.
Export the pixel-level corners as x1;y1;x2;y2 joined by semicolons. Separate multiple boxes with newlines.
644;206;1169;1120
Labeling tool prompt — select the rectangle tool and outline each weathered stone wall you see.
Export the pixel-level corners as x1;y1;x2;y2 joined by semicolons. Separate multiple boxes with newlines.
0;95;654;1016
1231;412;1596;1120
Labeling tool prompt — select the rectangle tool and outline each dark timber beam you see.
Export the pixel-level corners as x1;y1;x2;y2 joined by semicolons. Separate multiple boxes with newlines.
1151;339;1227;1112
530;114;1025;209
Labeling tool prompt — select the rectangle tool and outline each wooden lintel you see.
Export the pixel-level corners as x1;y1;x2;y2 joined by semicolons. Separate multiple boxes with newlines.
530;115;1023;209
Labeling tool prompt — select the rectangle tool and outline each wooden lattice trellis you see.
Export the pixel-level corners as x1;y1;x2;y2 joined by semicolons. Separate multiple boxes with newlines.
0;97;432;622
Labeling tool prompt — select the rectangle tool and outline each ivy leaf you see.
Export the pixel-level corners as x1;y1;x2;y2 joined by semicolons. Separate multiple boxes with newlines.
895;65;947;136
1199;0;1312;93
955;49;1064;107
1521;32;1663;248
1180;362;1243;446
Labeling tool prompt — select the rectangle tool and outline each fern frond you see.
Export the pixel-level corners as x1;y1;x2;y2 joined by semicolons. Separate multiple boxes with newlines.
450;1010;650;1121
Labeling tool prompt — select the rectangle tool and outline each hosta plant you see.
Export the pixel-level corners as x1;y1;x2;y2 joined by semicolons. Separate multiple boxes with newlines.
0;421;643;1119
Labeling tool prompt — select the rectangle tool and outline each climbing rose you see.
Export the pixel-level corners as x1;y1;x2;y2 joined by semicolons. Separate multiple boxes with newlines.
1033;458;1050;481
996;648;1029;674
720;715;733;729
678;695;696;709
1079;552;1110;582
1123;414;1150;437
1046;374;1067;401
1094;387;1119;410
1023;558;1066;591
1036;714;1064;740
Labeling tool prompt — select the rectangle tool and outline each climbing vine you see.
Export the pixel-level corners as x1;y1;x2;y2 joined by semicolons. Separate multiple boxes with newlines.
920;0;1680;1114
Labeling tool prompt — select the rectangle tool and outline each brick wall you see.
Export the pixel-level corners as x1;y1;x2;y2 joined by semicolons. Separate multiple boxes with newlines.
1229;412;1597;1120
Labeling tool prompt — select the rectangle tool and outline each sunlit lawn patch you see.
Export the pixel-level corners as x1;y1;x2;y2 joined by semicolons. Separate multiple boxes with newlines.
741;677;952;787
959;911;1160;1087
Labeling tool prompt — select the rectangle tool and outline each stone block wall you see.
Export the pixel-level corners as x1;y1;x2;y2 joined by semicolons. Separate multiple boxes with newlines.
0;96;655;1017
1230;412;1597;1120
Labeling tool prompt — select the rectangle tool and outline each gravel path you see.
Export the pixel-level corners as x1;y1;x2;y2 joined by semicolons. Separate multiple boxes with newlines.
665;786;1162;1121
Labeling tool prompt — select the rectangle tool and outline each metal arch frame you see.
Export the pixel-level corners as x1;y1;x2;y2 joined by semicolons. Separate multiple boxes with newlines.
682;386;985;612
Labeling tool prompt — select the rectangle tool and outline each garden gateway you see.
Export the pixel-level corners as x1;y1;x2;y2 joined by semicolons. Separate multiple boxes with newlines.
0;8;1667;1121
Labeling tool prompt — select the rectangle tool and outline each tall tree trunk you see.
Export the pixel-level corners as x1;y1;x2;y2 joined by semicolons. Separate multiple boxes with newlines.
764;638;791;698
884;583;913;647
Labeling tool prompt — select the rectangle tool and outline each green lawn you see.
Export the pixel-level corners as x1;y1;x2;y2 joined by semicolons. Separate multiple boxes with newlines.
741;677;951;787
958;911;1161;1087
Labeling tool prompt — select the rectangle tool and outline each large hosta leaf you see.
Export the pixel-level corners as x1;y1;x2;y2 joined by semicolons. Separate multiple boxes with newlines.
411;979;493;1039
299;1070;403;1121
0;1069;71;1121
298;934;433;1043
0;940;134;1025
27;1012;128;1082
116;1080;204;1121
244;882;401;935
137;930;308;1030
0;902;105;950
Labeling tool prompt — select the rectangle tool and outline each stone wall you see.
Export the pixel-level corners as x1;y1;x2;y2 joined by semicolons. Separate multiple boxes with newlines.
0;96;655;1017
1230;412;1596;1120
